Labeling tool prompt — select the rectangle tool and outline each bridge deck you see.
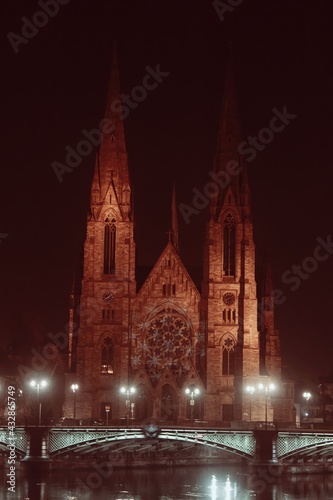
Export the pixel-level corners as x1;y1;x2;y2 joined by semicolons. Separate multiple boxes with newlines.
1;427;333;463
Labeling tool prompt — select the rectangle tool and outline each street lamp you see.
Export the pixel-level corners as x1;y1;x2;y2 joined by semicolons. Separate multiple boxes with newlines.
185;387;200;423
71;383;79;419
246;385;255;422
30;380;47;425
303;391;311;425
258;382;275;430
120;386;136;425
105;404;111;426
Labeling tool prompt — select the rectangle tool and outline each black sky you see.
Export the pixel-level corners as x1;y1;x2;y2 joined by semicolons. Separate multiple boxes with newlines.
1;0;332;386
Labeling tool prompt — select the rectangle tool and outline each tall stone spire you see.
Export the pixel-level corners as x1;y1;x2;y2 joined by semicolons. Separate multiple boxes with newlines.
62;41;137;421
171;182;179;253
92;41;130;207
213;45;249;219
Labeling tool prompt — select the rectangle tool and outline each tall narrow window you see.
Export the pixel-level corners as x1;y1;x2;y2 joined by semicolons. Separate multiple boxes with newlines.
222;335;235;375
223;213;235;276
101;337;114;374
104;217;116;274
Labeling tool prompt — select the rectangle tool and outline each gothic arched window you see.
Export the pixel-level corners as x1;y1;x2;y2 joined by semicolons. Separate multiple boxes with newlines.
223;212;235;276
222;335;235;375
101;336;114;374
104;217;116;275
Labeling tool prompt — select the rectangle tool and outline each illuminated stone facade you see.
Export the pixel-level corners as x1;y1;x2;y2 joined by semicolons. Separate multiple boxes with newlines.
63;48;295;426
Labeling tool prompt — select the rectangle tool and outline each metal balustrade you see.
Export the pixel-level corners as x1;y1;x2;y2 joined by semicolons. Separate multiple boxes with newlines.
277;432;333;460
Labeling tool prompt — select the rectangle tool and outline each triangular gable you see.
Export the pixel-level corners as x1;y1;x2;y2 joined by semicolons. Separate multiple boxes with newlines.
90;178;124;222
137;241;200;300
133;368;154;392
183;364;205;391
154;365;180;393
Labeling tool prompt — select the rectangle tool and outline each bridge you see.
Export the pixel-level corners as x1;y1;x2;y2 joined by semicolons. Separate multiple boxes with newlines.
1;425;333;471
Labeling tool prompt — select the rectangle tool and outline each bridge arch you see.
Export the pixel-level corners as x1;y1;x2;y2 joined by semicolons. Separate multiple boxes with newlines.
277;432;333;462
47;427;256;461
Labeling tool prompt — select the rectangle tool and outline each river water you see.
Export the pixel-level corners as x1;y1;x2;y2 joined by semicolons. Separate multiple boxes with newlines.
2;465;333;499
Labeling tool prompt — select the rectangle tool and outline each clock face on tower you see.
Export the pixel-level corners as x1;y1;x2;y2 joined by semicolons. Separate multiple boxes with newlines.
223;292;235;305
102;291;114;303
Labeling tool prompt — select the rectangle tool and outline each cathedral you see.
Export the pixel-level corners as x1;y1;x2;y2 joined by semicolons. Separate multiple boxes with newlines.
63;46;295;426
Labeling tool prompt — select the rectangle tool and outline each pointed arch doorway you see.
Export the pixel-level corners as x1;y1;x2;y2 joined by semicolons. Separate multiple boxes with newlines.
136;384;153;421
161;384;179;422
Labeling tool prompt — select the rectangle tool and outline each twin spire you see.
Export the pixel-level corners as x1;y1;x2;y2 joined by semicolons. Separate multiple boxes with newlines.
91;42;251;240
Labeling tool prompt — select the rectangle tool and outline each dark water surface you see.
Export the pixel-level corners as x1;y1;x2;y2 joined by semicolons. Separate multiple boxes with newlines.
2;465;333;499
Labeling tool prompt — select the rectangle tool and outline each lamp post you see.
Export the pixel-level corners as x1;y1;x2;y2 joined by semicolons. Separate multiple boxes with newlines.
30;380;47;426
71;383;79;419
105;404;111;426
185;387;200;423
258;382;275;430
246;385;255;423
120;386;136;426
303;391;311;425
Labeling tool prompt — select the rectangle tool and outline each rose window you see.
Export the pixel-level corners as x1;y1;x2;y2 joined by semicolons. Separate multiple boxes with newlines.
144;308;192;385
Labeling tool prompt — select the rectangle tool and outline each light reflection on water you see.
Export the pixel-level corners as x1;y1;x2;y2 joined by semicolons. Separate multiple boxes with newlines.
1;465;333;499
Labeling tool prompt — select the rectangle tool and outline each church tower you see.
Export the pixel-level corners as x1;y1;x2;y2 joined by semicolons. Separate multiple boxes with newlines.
259;255;281;379
63;44;136;420
259;256;295;423
201;55;263;422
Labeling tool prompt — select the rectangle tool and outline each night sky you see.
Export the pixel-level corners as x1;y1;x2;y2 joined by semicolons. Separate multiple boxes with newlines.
1;0;332;388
